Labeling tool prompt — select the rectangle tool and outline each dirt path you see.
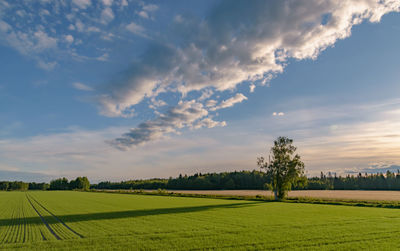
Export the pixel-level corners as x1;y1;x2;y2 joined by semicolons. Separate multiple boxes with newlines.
146;190;400;201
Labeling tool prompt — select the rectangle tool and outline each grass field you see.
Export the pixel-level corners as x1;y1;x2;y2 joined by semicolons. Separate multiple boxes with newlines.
146;189;400;201
1;191;400;250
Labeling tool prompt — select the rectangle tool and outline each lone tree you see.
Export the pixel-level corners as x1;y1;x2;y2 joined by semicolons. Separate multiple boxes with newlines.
257;136;305;200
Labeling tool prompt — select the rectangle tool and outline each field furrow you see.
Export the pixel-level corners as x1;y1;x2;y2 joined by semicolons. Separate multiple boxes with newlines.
2;191;400;250
28;193;84;239
25;193;62;240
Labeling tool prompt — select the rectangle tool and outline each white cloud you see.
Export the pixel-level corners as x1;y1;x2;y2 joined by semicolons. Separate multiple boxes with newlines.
0;20;10;32
40;9;50;17
100;0;399;149
138;11;149;19
126;22;145;36
96;52;109;62
210;93;248;111
109;100;225;149
149;97;167;109
100;0;400;120
198;89;214;101
72;0;91;9
75;20;84;32
174;15;183;23
193;117;226;129
142;4;158;12
87;26;101;32
205;99;217;108
121;0;128;7
272;112;285;116
37;60;57;70
72;82;93;91
249;84;256;93
102;0;113;6
101;7;114;24
33;30;57;52
16;10;26;17
64;34;74;43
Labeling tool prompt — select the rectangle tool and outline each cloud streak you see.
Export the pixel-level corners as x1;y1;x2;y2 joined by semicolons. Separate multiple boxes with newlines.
109;100;226;150
209;93;248;111
73;82;93;91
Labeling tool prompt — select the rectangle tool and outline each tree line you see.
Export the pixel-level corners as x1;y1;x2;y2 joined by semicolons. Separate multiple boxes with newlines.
297;171;400;190
90;170;400;191
3;171;400;192
49;177;90;190
92;170;269;190
0;177;90;191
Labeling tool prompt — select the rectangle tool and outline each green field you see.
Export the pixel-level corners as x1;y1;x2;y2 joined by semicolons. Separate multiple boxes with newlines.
1;191;400;250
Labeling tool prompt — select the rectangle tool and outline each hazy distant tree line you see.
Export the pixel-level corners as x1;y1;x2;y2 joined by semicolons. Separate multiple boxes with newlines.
91;170;400;191
92;171;269;190
3;171;400;191
295;171;400;190
0;177;89;191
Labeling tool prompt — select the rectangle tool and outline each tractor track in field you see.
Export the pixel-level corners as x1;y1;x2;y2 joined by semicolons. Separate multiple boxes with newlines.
28;194;84;239
21;201;26;243
25;194;61;240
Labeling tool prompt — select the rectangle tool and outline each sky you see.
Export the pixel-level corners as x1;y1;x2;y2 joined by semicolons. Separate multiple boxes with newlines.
1;0;400;182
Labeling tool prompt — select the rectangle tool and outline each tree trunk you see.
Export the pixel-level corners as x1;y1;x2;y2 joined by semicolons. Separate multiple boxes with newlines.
273;190;278;200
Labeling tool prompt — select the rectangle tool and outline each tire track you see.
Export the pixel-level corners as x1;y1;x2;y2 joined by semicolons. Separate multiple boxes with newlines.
28;194;84;239
40;229;47;241
25;194;61;240
21;200;27;243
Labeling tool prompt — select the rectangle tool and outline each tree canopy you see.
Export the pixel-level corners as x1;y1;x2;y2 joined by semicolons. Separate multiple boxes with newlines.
257;136;305;200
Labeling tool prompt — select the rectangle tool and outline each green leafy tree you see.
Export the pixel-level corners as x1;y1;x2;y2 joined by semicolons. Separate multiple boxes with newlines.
257;136;305;200
69;177;90;190
49;177;69;190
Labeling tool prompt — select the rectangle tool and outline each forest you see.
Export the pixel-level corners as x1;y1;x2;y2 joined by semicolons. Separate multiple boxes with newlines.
3;170;400;191
0;176;89;191
91;170;400;191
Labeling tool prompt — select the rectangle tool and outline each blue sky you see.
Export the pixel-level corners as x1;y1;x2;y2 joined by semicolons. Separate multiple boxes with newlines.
1;0;400;182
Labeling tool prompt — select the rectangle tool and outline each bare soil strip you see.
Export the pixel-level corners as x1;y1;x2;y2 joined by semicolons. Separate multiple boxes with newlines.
28;194;84;238
25;194;61;240
143;190;400;201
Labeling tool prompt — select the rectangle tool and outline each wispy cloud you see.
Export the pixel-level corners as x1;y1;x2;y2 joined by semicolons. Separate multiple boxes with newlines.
137;3;158;19
210;93;248;111
72;0;91;9
109;100;226;149
73;82;93;91
101;7;114;24
126;22;146;37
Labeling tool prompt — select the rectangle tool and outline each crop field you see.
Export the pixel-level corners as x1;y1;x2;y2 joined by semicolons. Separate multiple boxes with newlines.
155;189;400;201
1;191;400;250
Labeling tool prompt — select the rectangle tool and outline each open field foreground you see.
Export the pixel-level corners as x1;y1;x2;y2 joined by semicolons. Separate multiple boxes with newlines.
156;190;400;201
2;191;400;250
